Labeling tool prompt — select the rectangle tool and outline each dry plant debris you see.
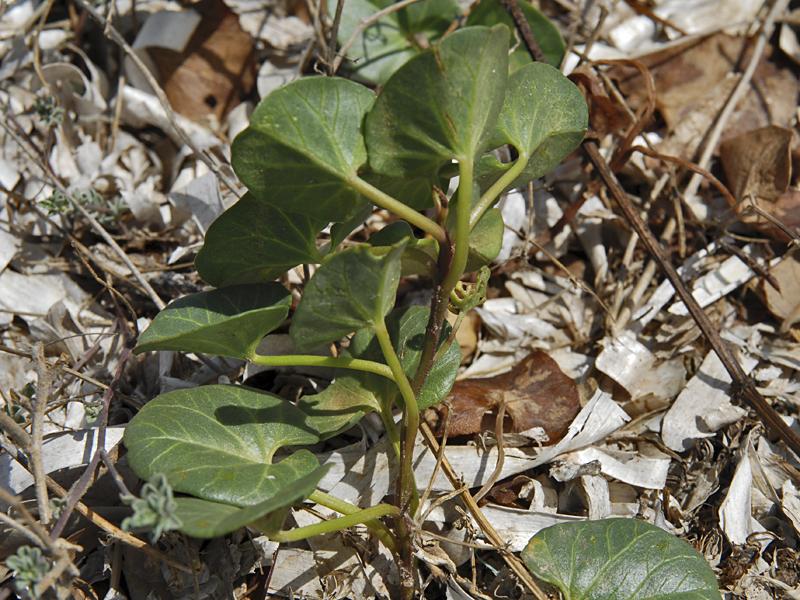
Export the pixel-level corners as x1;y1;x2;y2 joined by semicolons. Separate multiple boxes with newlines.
1;0;800;598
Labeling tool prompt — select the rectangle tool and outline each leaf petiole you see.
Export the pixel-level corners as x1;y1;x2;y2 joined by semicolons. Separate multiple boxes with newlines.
307;490;398;551
469;152;529;229
270;500;399;547
348;176;448;243
249;353;395;380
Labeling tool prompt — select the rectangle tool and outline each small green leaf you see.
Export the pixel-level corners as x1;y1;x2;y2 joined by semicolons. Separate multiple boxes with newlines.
522;518;723;600
368;222;438;277
489;62;588;191
351;305;460;409
466;207;503;271
364;25;509;178
196;194;326;287
336;0;458;85
290;243;405;351
335;0;417;85
135;284;291;359
173;466;327;538
232;77;374;223
466;0;565;70
298;373;382;440
124;385;321;507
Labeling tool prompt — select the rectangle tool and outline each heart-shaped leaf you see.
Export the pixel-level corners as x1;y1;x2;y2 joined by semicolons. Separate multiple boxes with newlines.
232;77;374;222
173;466;327;538
124;385;321;508
298;373;382;440
486;62;587;192
290;243;405;351
522;518;723;600
466;0;565;70
196;194;326;287
135;284;291;359
350;305;460;409
336;0;459;85
364;25;509;178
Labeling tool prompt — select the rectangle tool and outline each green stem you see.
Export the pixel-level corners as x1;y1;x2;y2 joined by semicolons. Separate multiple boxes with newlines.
469;153;528;230
250;353;394;380
270;503;400;544
374;319;419;514
441;159;475;294
309;490;398;552
349;176;448;243
378;397;402;459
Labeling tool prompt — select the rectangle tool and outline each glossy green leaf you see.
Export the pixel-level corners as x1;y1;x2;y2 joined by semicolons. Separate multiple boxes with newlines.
466;207;503;271
489;62;588;191
368;222;438;277
336;0;459;85
350;305;460;409
135;284;291;359
232;77;374;223
522;518;723;600
173;466;327;538
124;385;321;508
290;243;405;351
364;25;509;178
298;373;382;440
196;194;326;287
466;0;565;70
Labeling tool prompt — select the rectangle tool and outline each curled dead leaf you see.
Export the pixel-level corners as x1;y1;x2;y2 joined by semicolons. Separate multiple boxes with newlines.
431;351;580;442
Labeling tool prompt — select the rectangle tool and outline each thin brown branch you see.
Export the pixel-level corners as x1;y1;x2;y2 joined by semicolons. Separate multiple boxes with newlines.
584;139;800;457
32;343;52;525
418;423;549;600
498;0;545;62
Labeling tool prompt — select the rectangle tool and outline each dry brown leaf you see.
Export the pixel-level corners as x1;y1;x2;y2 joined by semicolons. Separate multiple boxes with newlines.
762;254;800;332
720;126;800;241
569;66;632;137
609;34;799;158
432;351;580;441
150;0;256;122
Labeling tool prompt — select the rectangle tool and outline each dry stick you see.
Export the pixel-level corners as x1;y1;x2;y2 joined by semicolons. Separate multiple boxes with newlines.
472;402;506;503
70;0;241;197
331;0;427;73
418;423;549;600
50;345;132;539
498;0;545;62
584;139;800;457
683;0;790;203
326;0;347;72
0;117;166;310
31;343;52;525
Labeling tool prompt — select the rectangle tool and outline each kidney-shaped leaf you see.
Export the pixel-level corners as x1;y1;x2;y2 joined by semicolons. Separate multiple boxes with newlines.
365;25;509;178
232;77;374;222
522;518;723;600
135;284;291;359
196;194;326;287
173;466;327;538
290;243;405;351
487;62;587;192
466;0;565;70
351;305;460;409
124;385;321;508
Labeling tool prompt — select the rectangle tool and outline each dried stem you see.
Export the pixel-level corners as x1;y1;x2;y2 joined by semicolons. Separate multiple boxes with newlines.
31;343;52;525
584;139;800;456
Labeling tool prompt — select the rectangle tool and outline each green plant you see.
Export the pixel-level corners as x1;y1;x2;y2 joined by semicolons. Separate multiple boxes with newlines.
124;19;588;597
335;0;565;84
6;545;50;596
522;519;723;600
